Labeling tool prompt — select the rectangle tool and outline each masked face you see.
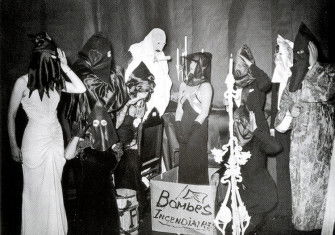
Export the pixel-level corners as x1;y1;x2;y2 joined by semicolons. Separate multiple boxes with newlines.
87;104;116;151
272;35;294;107
80;33;113;69
126;61;155;100
151;29;166;52
273;35;293;81
274;35;293;69
233;44;256;88
234;55;249;78
183;52;212;86
289;23;318;92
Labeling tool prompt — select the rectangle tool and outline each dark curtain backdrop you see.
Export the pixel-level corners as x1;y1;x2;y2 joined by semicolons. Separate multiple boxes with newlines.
1;0;334;234
1;0;334;105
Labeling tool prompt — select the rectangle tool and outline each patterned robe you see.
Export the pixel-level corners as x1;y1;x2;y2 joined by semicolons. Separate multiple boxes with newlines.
275;62;335;230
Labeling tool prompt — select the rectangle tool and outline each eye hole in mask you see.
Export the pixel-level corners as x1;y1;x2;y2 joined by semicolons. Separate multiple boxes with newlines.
93;120;100;127
101;120;107;126
297;49;305;55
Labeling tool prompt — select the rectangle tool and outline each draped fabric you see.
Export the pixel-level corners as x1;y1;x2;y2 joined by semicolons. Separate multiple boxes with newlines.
275;62;335;230
21;87;67;235
2;0;334;105
322;138;335;234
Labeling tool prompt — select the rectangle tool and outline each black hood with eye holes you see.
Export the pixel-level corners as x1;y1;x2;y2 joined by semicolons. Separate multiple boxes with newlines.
76;33;114;83
87;103;119;152
289;23;320;92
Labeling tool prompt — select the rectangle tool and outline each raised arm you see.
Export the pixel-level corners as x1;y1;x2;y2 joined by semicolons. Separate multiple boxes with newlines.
195;82;213;124
8;76;27;162
115;94;146;129
57;49;86;94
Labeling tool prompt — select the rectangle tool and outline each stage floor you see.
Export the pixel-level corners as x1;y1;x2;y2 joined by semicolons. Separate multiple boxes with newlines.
64;190;322;235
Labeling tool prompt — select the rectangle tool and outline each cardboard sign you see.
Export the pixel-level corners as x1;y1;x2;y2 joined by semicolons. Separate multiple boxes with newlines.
150;167;217;235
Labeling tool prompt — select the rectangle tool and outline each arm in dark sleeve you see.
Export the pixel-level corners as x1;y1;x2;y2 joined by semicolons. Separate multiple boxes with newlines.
253;128;282;155
84;71;128;113
109;119;120;146
249;64;272;92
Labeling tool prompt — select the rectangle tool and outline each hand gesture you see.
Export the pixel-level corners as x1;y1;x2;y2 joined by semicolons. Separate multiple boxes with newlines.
11;145;22;163
308;41;318;68
57;48;68;66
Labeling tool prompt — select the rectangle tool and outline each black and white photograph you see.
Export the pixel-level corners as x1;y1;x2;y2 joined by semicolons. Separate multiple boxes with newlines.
1;0;335;234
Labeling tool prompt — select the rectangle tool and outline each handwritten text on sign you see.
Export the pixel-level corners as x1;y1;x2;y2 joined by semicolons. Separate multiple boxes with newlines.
151;180;215;234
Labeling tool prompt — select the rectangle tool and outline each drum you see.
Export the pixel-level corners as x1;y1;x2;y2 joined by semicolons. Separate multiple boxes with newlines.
116;188;139;235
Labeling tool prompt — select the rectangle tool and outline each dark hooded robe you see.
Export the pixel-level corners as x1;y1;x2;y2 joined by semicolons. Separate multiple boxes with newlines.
234;45;282;218
275;23;335;231
67;33;128;235
216;45;282;233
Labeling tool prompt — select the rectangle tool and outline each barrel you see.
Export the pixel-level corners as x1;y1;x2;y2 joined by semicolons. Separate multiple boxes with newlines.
116;188;139;235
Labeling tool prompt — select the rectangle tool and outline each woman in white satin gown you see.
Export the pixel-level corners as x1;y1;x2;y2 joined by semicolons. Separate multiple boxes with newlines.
7;32;86;235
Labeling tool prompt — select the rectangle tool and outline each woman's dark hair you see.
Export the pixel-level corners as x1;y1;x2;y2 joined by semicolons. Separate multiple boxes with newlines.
27;32;65;100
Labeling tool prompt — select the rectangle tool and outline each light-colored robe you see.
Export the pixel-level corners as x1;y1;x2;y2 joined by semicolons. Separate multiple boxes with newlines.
275;62;335;231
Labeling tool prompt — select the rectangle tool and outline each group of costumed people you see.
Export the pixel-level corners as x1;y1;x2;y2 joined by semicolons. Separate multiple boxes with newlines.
7;21;335;235
211;22;335;234
8;28;172;235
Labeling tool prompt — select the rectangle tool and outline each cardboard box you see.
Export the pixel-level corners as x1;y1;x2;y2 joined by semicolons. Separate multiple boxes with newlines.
150;167;217;235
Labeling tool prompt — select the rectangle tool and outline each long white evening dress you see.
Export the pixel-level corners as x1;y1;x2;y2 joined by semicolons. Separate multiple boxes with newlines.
20;83;67;235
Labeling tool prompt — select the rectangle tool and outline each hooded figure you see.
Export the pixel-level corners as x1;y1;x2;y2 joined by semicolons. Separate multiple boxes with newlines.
125;28;172;119
67;33;127;235
68;33;128;150
289;23;323;92
27;32;65;100
216;44;282;234
275;23;335;231
183;52;212;86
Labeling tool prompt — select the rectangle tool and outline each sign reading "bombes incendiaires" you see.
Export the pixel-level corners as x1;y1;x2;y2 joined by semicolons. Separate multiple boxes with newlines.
150;168;217;235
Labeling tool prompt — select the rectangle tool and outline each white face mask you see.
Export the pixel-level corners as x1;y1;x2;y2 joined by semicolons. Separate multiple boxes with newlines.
272;35;294;108
151;30;166;52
